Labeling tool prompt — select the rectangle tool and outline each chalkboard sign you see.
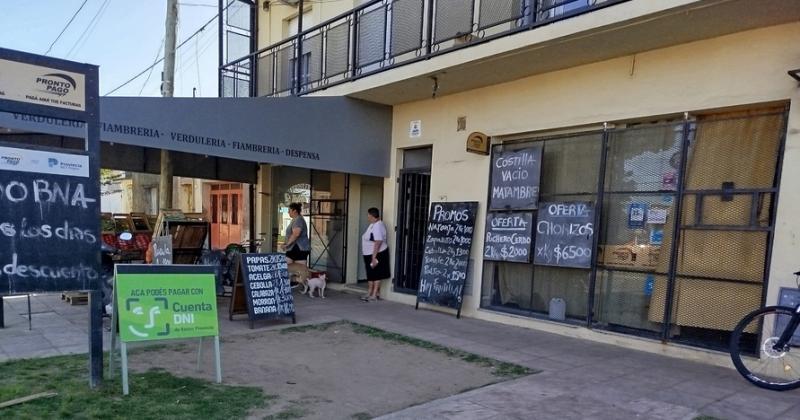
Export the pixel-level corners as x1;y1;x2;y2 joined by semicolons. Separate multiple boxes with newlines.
238;253;295;324
417;202;478;315
0;148;99;293
777;287;800;346
489;146;542;210
151;236;173;265
533;201;595;269
483;212;533;263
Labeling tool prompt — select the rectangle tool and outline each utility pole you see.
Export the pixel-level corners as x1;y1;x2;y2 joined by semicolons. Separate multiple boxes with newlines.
160;0;178;210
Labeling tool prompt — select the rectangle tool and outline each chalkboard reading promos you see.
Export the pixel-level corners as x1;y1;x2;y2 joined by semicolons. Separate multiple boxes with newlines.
483;212;533;263
0;150;99;294
151;236;173;265
533;201;595;269
239;253;295;322
417;202;478;314
489;146;542;210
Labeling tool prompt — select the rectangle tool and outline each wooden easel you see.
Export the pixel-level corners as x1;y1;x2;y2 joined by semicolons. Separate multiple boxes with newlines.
228;254;250;326
151;209;186;238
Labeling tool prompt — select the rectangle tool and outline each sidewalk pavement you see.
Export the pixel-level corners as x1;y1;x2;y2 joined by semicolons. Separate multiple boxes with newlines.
1;289;798;420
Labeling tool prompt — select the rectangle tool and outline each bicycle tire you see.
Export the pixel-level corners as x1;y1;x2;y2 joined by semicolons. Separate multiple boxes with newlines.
729;305;800;391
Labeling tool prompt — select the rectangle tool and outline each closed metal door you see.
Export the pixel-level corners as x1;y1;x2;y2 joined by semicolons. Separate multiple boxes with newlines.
394;170;431;293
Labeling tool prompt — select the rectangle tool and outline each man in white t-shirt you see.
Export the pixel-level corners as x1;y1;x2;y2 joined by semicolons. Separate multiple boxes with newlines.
361;208;390;302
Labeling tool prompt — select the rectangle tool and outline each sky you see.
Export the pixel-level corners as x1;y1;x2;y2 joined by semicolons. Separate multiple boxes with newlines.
0;0;227;97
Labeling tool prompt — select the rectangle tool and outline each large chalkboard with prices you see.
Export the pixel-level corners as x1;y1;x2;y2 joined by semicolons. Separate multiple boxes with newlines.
416;202;478;317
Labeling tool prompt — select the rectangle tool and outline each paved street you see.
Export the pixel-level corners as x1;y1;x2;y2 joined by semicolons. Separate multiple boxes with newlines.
1;289;799;419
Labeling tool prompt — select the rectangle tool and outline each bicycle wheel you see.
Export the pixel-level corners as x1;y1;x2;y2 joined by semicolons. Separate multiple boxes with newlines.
730;305;800;391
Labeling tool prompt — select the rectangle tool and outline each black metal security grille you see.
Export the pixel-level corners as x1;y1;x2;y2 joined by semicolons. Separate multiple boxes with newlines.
394;170;431;293
667;112;784;349
221;60;251;98
433;0;475;44
325;21;350;78
483;132;602;320
358;5;388;68
303;33;324;84
480;109;788;351
390;0;425;56
479;0;524;30
276;43;295;94
594;122;682;339
256;51;274;97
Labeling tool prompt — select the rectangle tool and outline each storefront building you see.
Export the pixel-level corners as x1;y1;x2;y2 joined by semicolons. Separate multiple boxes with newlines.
222;0;800;363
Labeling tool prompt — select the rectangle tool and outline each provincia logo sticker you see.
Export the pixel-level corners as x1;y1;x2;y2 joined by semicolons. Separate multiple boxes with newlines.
0;146;89;177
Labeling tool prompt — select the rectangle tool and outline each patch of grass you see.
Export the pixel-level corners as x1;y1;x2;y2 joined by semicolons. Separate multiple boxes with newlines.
347;322;535;378
126;342;191;355
0;354;267;419
280;322;338;334
351;412;372;420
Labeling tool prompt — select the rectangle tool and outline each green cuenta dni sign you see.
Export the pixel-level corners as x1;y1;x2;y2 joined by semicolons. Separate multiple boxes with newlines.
116;273;218;341
110;264;221;395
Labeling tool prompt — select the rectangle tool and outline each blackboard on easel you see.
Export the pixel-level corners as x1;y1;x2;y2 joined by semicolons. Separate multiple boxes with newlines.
416;202;479;318
228;253;248;321
230;253;296;328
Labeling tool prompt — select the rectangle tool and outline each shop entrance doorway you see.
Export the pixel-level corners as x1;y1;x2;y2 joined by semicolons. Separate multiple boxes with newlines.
394;147;432;294
272;167;349;283
210;183;244;249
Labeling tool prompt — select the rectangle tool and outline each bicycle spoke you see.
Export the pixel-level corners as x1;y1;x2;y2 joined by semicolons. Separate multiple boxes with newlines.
733;307;800;389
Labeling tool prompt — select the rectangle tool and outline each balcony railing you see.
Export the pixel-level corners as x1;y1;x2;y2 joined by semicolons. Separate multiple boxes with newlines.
220;0;629;98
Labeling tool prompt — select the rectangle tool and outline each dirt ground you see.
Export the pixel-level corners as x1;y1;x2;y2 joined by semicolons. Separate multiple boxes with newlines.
127;322;511;419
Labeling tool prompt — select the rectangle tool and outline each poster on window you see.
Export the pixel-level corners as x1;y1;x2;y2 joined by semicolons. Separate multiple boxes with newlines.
483;212;533;263
628;203;647;228
489;145;542;210
533;201;595;269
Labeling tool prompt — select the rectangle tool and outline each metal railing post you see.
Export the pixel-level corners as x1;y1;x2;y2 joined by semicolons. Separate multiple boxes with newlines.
587;126;610;327
295;0;305;95
351;13;359;78
661;114;692;342
425;0;435;55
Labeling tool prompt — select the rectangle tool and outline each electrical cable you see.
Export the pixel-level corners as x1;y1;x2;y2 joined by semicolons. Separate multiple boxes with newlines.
44;0;90;55
66;0;112;58
139;38;165;95
195;33;203;95
177;27;217;92
177;23;216;72
104;4;228;96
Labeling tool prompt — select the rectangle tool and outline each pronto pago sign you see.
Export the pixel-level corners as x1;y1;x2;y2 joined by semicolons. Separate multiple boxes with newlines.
0;58;86;111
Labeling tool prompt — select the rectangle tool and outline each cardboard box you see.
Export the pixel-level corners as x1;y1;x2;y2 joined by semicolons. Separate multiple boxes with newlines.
599;245;661;270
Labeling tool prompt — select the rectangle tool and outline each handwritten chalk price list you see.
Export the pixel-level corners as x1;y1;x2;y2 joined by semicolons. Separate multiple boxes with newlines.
417;202;478;310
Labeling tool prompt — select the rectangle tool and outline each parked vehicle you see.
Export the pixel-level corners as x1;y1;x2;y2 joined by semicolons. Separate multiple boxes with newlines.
729;270;800;391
